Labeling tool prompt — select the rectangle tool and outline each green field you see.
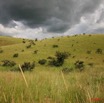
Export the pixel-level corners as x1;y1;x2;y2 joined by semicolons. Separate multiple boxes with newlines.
0;34;104;103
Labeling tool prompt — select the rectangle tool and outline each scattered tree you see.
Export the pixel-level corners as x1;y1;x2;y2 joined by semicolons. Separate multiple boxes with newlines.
49;51;69;67
87;50;91;54
21;61;35;72
13;53;19;58
38;59;47;65
2;60;16;67
53;45;59;48
96;48;103;54
0;49;3;53
26;45;31;48
74;60;84;71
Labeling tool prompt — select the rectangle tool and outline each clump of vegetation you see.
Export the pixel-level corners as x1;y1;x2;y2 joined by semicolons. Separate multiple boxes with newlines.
0;49;3;53
29;40;36;45
96;48;103;54
52;44;59;48
87;50;91;54
74;60;84;71
38;59;47;65
47;56;53;59
21;61;35;72
21;50;24;52
57;39;60;41
49;51;69;67
62;67;73;73
88;63;94;67
22;40;26;43
34;50;38;54
1;60;16;67
35;38;38;41
83;33;86;35
26;44;31;48
13;53;19;58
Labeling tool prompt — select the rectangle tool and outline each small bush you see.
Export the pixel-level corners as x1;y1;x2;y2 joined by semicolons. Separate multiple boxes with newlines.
74;60;84;71
0;50;3;53
48;51;69;67
57;39;60;41
83;33;86;35
72;56;76;58
13;53;19;58
88;63;94;67
87;50;91;54
48;58;59;66
53;45;59;48
38;59;47;65
30;40;36;45
34;50;38;54
47;56;54;59
22;41;26;43
96;48;103;54
2;60;16;67
21;50;24;52
21;61;35;72
89;34;91;36
35;38;38;41
26;45;31;48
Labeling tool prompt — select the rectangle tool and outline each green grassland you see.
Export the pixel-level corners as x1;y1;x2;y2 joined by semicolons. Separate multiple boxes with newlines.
0;34;104;103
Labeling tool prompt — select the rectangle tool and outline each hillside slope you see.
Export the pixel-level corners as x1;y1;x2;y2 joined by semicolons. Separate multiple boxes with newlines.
0;34;104;70
0;36;22;46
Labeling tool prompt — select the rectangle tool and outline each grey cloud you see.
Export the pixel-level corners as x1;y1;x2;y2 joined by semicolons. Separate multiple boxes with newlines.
0;0;103;33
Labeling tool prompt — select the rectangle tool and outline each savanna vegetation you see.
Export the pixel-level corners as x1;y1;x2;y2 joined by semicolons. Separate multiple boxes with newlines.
0;34;104;103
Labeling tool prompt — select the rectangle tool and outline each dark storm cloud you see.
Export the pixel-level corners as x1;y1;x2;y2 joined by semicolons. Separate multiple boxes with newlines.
0;0;103;32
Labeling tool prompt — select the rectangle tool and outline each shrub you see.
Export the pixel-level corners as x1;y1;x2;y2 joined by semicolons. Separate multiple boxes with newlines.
72;56;76;58
26;45;31;48
38;59;47;65
30;40;36;45
49;51;69;67
49;59;61;66
53;45;59;48
57;39;60;41
13;53;19;58
55;51;69;60
2;60;16;67
74;60;84;71
0;49;3;53
96;48;103;54
34;50;38;54
21;61;35;72
83;33;86;35
22;40;26;43
87;50;91;54
47;56;54;59
35;38;38;41
21;50;24;52
88;63;94;67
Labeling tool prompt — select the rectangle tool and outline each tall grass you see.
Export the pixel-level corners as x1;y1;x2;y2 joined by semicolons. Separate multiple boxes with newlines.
0;67;103;103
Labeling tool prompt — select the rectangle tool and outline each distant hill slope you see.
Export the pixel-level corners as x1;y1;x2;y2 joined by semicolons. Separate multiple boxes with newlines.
0;34;104;70
0;36;22;46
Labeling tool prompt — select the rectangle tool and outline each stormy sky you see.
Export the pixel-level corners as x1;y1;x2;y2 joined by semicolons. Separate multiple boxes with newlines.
0;0;104;39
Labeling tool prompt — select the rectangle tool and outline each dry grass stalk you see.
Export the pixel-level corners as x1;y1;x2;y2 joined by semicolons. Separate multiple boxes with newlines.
61;71;68;91
19;64;34;103
19;64;29;88
3;92;7;102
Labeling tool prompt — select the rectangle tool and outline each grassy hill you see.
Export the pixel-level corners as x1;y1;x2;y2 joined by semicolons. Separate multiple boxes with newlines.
0;34;104;69
0;34;104;103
